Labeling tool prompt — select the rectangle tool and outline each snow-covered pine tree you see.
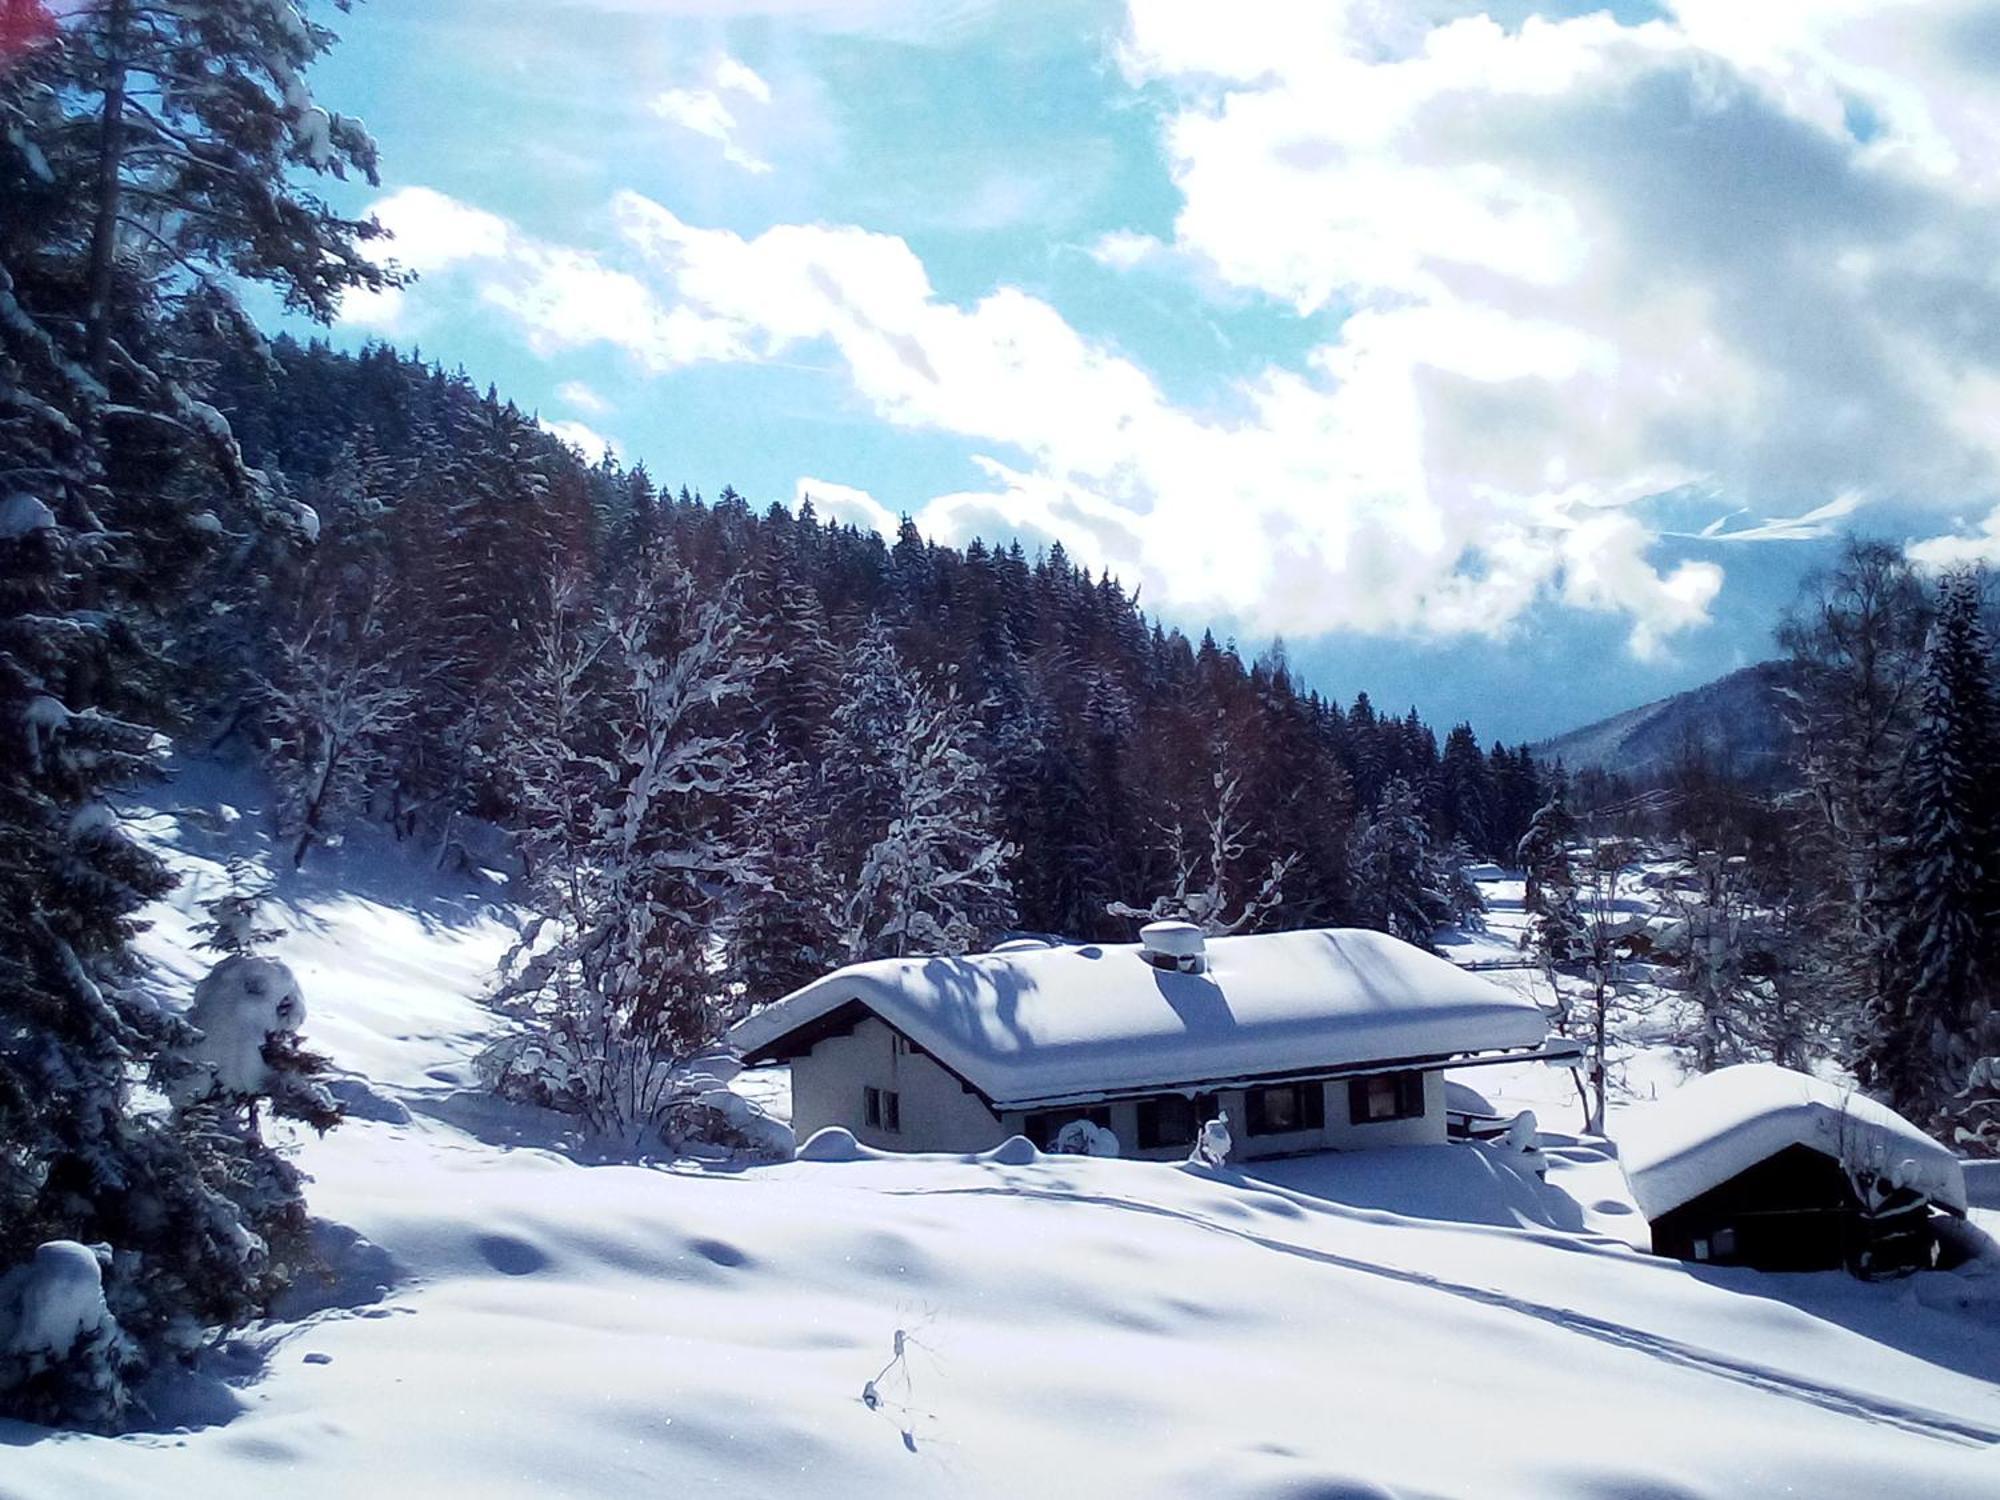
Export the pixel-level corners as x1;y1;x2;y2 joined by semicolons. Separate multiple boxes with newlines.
1884;569;2000;1132
0;0;396;1427
1777;539;1929;1087
1671;848;1760;1073
825;622;1018;959
1517;782;1584;970
1439;724;1494;858
725;740;842;1004
482;555;768;1146
1347;775;1452;951
1442;835;1487;931
745;544;840;765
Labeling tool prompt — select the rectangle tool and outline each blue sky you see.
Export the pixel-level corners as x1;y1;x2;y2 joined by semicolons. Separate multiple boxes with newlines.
295;0;2000;742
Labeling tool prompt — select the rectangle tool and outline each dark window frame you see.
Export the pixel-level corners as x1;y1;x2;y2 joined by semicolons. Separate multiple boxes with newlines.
1135;1092;1219;1150
864;1085;902;1133
1347;1071;1425;1126
1244;1081;1327;1137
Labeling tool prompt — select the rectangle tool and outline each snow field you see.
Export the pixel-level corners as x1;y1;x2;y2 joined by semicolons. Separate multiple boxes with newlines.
8;767;2000;1497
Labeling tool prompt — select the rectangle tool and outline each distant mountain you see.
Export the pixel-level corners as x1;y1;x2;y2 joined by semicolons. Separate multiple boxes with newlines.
1532;661;1797;786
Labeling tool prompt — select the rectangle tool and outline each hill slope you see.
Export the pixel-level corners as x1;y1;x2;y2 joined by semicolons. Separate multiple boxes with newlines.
8;761;2000;1498
1534;661;1797;785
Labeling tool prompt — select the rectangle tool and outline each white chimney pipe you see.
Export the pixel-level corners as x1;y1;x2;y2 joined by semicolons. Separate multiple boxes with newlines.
1139;920;1206;973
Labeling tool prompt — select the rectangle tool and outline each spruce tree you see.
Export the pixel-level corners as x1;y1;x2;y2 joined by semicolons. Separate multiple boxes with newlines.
1882;570;2000;1127
0;0;392;1426
823;625;1017;958
1349;775;1452;951
1517;783;1584;970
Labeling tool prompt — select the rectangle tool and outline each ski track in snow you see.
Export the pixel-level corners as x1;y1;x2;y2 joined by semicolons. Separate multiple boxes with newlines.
884;1178;2000;1449
10;762;2000;1497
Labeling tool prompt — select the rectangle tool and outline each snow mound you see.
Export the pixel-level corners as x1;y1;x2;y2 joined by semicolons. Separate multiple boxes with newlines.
977;1134;1038;1165
1617;1064;1968;1221
171;954;305;1103
0;1243;111;1364
796;1126;870;1162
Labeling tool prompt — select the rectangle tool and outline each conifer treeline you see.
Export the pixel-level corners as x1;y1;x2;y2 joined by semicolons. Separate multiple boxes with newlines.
203;336;1550;978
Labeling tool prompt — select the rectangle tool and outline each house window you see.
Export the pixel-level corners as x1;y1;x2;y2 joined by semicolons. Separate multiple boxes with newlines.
1136;1093;1219;1150
864;1086;902;1133
1347;1071;1425;1125
893;1034;917;1056
1022;1107;1110;1150
1245;1082;1326;1137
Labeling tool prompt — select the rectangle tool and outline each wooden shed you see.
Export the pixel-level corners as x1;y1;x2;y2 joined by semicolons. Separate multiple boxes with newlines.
1618;1065;1967;1277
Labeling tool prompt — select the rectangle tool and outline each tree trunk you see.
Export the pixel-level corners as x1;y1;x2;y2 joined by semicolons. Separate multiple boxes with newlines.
85;0;131;383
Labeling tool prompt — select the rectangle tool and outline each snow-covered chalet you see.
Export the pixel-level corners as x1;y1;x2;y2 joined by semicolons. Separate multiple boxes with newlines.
729;922;1577;1160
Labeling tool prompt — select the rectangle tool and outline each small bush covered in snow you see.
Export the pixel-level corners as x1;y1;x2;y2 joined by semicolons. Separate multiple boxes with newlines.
1052;1118;1120;1157
0;1242;133;1431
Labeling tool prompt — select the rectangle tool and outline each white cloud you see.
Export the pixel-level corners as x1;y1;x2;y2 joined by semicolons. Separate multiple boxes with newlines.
1105;0;2000;643
364;1;2000;653
350;187;697;367
1086;229;1167;270
650;54;776;174
796;477;901;537
1909;507;2000;571
1693;491;1869;543
712;55;773;104
539;418;620;463
362;182;1723;648
556;380;611;415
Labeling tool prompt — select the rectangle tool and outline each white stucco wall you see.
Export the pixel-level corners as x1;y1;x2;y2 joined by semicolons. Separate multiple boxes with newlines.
790;1014;1008;1154
1000;1072;1447;1161
789;1014;1450;1160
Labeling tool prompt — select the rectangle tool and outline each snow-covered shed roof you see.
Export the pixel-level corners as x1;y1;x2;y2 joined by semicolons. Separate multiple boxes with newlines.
730;927;1552;1110
1617;1064;1967;1221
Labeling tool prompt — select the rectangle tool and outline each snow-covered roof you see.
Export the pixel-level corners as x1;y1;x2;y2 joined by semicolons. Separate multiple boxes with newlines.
1617;1064;1967;1221
730;927;1551;1109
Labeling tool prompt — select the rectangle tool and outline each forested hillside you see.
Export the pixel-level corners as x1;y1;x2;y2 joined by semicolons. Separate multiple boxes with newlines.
1533;660;1797;792
198;333;1546;974
0;2;1546;1423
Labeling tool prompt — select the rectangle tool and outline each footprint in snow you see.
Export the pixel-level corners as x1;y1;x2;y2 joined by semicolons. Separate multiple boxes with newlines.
474;1233;550;1276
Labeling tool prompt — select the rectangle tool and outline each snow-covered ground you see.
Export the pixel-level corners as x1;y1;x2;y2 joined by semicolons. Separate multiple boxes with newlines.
7;764;2000;1497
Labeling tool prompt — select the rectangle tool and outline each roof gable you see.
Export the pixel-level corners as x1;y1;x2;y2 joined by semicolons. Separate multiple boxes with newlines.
730;927;1549;1108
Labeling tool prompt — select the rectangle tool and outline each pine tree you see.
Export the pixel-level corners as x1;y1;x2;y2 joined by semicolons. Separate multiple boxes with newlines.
1517;783;1584;969
1439;724;1494;857
726;742;842;1003
1778;539;1929;1084
1672;848;1760;1072
824;625;1017;959
0;0;395;1427
1883;570;2000;1129
1348;775;1452;951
